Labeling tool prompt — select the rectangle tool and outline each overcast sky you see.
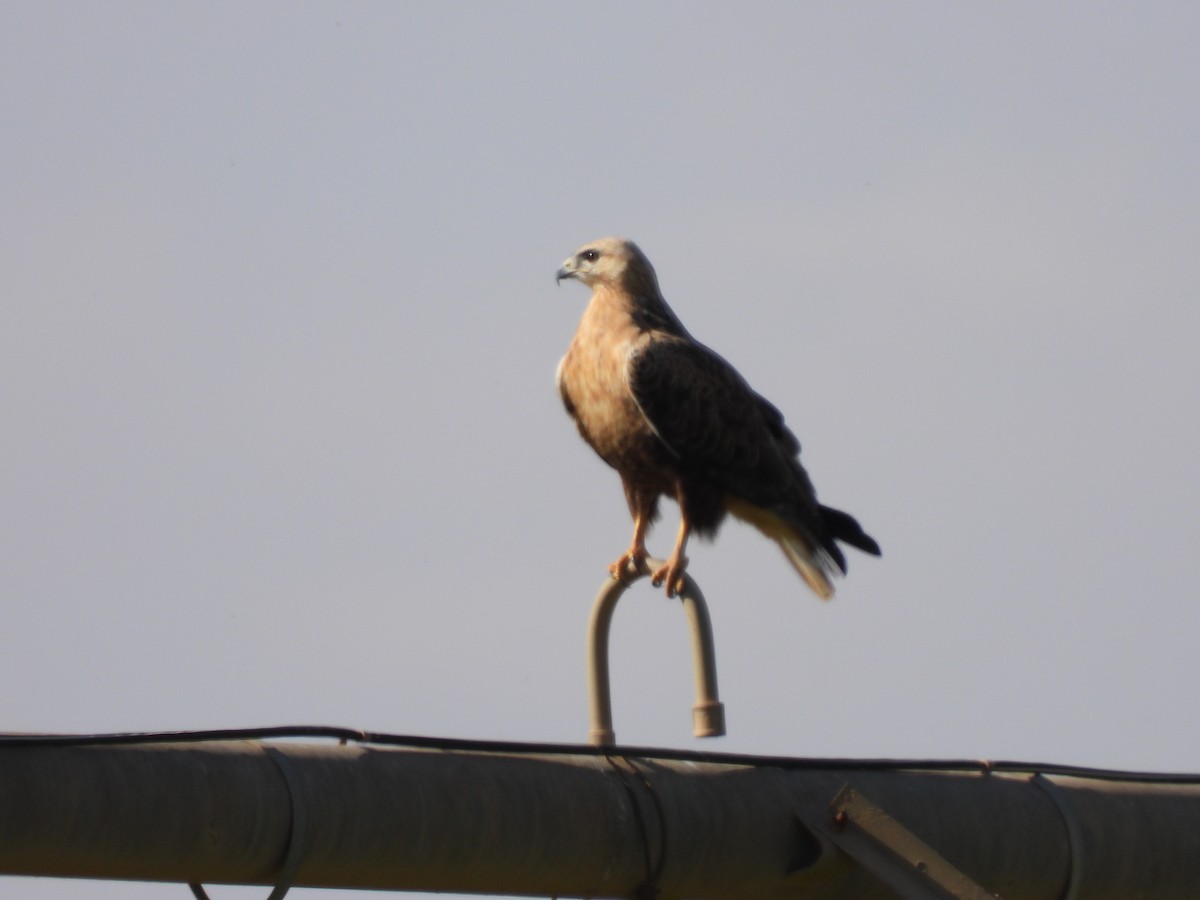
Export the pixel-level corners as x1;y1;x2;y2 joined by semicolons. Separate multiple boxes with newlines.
3;3;1199;898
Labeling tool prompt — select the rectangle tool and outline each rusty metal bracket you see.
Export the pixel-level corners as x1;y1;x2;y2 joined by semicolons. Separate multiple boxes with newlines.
817;785;999;900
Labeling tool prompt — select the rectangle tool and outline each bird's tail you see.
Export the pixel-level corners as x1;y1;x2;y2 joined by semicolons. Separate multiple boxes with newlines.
779;505;880;600
820;505;882;558
726;497;837;600
775;530;836;600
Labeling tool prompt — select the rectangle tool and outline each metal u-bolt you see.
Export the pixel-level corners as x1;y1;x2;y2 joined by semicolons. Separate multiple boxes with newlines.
586;558;726;746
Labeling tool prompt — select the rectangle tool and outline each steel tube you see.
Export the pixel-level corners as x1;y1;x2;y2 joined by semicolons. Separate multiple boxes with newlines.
4;740;1200;898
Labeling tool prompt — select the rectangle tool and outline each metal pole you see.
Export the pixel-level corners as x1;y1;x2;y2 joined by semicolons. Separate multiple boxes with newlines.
587;557;725;746
4;739;1200;898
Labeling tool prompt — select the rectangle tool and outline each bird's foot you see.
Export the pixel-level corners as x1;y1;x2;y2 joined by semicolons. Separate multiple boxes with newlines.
608;549;648;584
651;556;688;597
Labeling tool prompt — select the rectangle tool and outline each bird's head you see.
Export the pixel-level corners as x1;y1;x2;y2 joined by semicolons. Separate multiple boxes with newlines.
556;237;652;291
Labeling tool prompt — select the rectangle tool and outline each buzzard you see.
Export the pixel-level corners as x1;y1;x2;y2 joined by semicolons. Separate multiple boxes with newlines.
556;237;879;598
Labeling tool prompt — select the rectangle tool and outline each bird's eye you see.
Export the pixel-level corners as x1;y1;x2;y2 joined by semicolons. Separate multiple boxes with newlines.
581;250;600;263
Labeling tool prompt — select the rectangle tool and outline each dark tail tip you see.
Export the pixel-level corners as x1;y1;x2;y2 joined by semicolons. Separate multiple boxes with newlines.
821;505;881;557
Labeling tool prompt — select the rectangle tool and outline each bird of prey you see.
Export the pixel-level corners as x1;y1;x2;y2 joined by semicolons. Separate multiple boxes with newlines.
555;237;879;599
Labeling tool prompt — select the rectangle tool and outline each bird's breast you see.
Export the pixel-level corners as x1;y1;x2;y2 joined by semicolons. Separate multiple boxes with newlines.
559;309;658;470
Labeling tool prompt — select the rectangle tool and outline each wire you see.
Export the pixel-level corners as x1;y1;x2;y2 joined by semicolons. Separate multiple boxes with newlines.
1;724;1197;784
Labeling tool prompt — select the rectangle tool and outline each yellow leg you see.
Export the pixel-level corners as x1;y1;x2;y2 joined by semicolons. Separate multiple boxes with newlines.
651;517;690;597
608;511;651;583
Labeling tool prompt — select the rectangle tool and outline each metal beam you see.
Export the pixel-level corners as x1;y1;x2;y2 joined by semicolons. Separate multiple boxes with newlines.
3;740;1200;898
819;786;998;899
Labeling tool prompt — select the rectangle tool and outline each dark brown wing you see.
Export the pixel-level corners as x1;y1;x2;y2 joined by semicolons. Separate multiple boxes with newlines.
626;336;825;521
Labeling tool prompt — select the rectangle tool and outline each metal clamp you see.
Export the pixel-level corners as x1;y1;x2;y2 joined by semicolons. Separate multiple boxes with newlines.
1031;773;1084;900
189;747;306;900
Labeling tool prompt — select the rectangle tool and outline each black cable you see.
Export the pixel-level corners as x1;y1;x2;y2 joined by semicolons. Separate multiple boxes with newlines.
1;725;1197;784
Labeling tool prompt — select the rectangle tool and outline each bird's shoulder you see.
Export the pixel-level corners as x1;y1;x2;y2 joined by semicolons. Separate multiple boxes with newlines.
625;333;747;401
626;334;803;460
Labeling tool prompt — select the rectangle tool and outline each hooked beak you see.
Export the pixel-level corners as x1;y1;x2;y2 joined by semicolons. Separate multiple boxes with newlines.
555;266;576;285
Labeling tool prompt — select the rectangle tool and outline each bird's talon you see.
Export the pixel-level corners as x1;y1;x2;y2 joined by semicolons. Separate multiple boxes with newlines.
608;551;647;584
649;557;687;597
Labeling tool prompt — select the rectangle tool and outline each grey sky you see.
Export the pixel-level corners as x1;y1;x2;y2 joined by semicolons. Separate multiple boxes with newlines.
3;3;1199;898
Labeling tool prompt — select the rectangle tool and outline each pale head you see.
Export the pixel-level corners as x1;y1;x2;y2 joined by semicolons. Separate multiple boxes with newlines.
556;237;655;291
